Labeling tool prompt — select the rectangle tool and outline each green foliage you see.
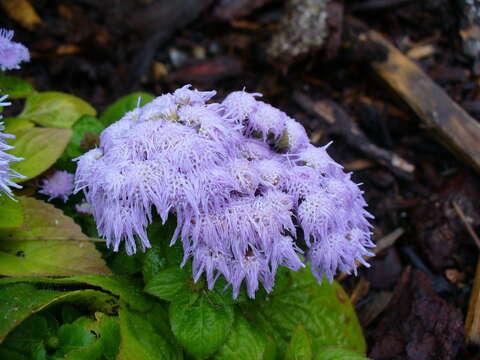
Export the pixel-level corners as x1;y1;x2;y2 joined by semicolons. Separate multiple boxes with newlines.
117;303;182;360
0;195;23;228
0;283;116;342
213;312;270;360
144;265;192;301
242;267;366;357
285;325;312;360
7;127;72;181
0;76;35;98
99;92;154;126
57;115;104;172
0;197;110;277
19;92;96;128
3;117;35;133
314;347;368;360
169;291;235;359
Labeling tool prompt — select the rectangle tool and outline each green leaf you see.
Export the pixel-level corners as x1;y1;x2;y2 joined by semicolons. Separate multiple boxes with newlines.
169;291;234;359
144;266;191;301
314;347;368;360
105;250;143;276
100;92;154;126
0;347;29;360
117;303;182;360
213;312;268;360
3;117;35;133
96;315;120;360
0;283;116;342
0;274;153;312
142;245;169;283
0;76;34;98
58;115;104;171
55;323;96;356
19;92;96;128
7;127;72;181
142;220;184;283
62;304;83;324
1;314;50;356
0;197;110;276
285;325;312;360
64;340;103;360
244;267;367;357
0;195;23;228
66;275;153;312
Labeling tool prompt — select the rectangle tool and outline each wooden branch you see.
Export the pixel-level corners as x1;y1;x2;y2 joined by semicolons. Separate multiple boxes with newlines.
344;17;480;173
294;92;415;180
466;257;480;344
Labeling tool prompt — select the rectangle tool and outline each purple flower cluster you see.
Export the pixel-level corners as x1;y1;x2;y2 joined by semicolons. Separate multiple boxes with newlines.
75;85;374;298
0;29;30;71
38;170;74;202
0;95;24;199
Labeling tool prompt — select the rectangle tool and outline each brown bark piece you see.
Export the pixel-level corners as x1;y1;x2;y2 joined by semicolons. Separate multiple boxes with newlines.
360;25;480;173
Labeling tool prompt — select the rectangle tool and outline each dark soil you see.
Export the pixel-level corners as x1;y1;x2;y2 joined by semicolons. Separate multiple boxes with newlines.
3;0;480;358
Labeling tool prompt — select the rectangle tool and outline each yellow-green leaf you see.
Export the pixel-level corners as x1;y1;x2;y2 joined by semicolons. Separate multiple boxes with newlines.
0;197;110;276
0;196;23;228
8;127;72;181
0;76;34;99
3;117;35;133
19;92;96;128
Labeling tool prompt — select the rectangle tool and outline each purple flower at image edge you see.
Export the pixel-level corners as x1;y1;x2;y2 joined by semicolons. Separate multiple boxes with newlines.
0;95;24;199
0;28;30;71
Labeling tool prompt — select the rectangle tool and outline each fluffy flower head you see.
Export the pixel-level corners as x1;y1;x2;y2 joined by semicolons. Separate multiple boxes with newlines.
75;85;374;298
39;171;74;202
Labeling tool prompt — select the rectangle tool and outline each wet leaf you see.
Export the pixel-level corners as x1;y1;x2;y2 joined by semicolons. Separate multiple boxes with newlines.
169;291;234;359
244;267;367;357
213;312;268;360
19;92;96;128
117;303;182;360
144;266;191;301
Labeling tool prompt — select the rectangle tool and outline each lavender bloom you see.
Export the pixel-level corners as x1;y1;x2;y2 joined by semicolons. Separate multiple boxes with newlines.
0;122;24;199
246;101;286;141
0;29;30;71
75;85;374;298
38;170;74;202
221;89;262;123
0;95;24;199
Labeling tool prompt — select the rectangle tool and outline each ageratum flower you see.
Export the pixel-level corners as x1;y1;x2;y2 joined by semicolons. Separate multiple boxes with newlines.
0;95;24;199
38;170;74;202
0;29;30;71
75;85;374;298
